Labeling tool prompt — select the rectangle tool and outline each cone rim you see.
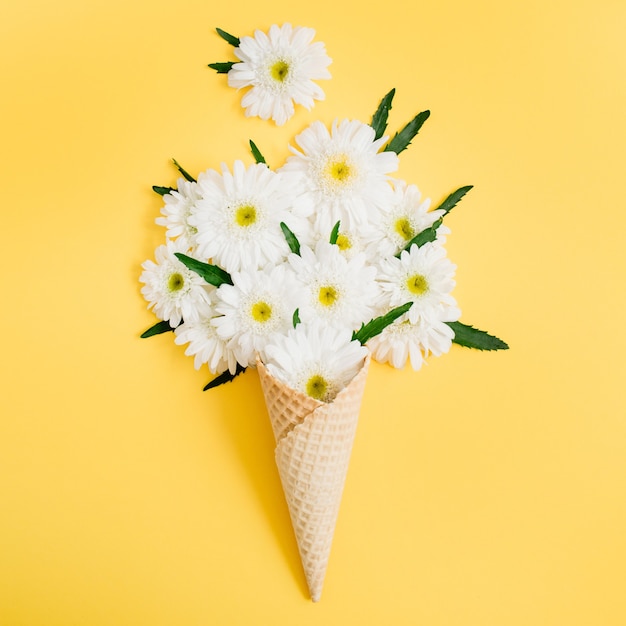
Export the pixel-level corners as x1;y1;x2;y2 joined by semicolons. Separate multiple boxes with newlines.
256;354;370;408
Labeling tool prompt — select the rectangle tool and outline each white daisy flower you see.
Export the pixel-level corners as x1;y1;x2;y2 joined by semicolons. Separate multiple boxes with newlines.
263;321;368;402
190;160;308;273
288;240;381;330
307;220;375;262
367;313;456;370
364;179;446;258
376;242;461;325
139;240;213;327
227;23;332;126
212;264;304;367
279;119;399;231
155;177;203;252
331;226;366;259
174;303;239;375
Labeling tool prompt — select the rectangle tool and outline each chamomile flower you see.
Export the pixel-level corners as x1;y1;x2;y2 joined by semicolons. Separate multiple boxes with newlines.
190;160;308;273
212;264;303;367
139;240;213;327
376;242;461;325
279;119;399;230
174;305;239;375
364;179;446;258
289;240;380;330
367;313;456;370
155;177;203;252
227;23;332;126
263;321;368;402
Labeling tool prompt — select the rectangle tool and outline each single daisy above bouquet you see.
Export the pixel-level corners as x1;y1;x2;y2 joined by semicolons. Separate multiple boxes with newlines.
209;24;332;125
140;24;508;603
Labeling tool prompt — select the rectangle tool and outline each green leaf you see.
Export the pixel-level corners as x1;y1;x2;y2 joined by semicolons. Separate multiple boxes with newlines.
172;158;196;183
208;61;235;74
140;320;175;338
204;363;247;390
447;321;509;351
292;308;301;328
352;302;413;345
396;218;443;257
280;222;301;255
371;88;395;140
216;27;240;47
329;221;341;245
174;253;233;287
396;185;473;257
249;140;266;164
384;110;430;154
435;185;473;216
152;185;174;196
172;158;195;183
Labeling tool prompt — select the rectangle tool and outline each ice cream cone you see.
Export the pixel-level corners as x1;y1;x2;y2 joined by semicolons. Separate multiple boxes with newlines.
256;354;370;602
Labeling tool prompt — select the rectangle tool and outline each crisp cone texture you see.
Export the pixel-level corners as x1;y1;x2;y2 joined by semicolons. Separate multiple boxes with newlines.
256;355;371;602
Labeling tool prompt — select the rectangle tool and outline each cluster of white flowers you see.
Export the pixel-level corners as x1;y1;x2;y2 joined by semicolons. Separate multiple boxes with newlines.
140;24;465;402
140;127;461;400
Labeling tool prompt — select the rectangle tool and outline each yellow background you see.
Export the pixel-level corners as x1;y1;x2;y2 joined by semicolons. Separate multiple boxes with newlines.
2;0;625;623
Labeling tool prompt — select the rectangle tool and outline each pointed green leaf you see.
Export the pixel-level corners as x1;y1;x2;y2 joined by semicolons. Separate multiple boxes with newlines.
216;27;240;47
396;185;473;257
435;185;473;216
293;308;301;328
152;185;174;196
208;61;235;74
371;88;395;140
203;363;247;390
352;302;413;345
447;321;509;351
249;140;266;164
384;109;430;154
396;218;443;257
174;253;233;287
329;221;341;245
140;320;175;338
172;158;196;183
280;222;301;255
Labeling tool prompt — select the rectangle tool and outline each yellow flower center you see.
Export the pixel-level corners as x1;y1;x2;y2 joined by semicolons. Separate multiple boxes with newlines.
270;60;290;82
406;273;429;295
318;286;338;307
168;272;184;292
395;217;415;241
326;156;353;183
336;233;351;251
306;374;328;401
235;205;257;227
251;301;272;323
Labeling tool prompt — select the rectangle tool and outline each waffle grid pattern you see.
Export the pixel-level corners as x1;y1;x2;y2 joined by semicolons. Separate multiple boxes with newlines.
257;356;370;602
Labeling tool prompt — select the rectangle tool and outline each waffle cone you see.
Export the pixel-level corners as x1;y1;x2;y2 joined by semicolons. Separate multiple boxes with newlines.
256;355;370;602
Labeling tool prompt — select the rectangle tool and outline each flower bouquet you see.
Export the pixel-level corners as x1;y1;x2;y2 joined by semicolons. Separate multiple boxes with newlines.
139;24;508;602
